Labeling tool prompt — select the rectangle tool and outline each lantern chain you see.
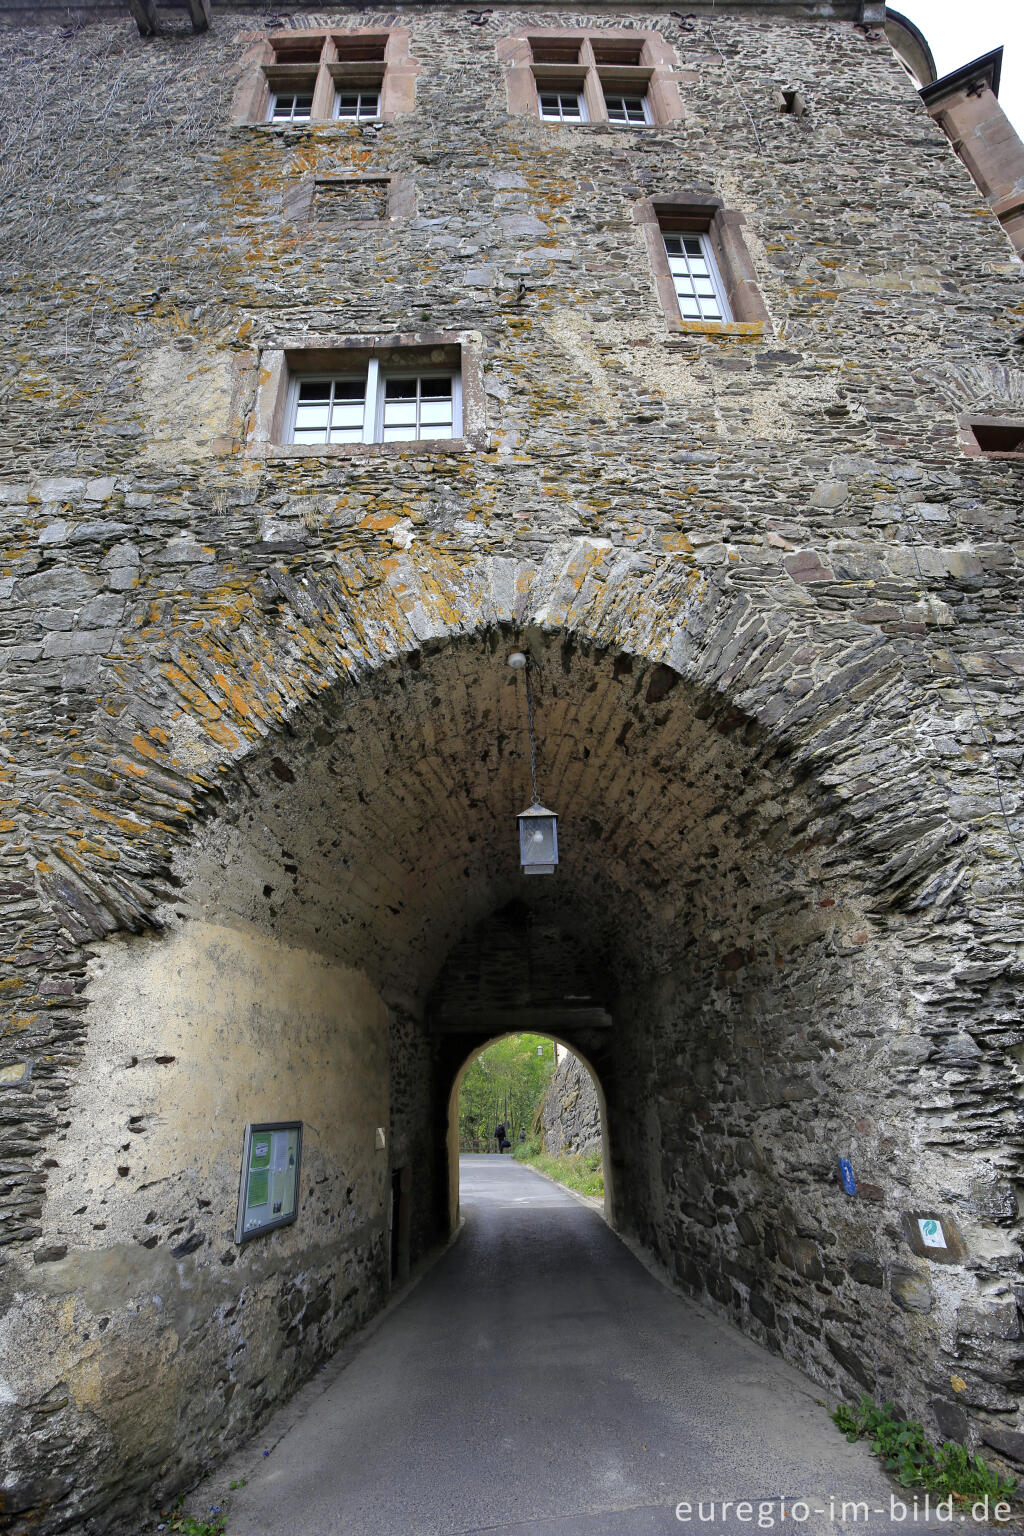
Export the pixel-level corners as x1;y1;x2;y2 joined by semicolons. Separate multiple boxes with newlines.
524;665;540;804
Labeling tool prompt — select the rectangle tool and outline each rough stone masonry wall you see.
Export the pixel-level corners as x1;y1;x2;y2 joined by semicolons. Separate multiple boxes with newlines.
539;1052;603;1157
0;1;1022;1530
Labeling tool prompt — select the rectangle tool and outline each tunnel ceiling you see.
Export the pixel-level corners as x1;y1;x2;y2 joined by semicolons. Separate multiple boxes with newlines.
425;899;615;1036
170;631;855;1008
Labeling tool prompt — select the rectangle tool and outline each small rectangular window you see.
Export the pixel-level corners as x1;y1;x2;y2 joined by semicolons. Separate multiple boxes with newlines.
271;39;324;65
539;89;587;122
592;40;644;66
269;87;315;123
604;91;651;124
971;422;1024;453
288;364;460;445
664;232;732;322
779;88;808;116
334;86;381;120
964;420;1024;456
530;39;582;64
332;33;388;60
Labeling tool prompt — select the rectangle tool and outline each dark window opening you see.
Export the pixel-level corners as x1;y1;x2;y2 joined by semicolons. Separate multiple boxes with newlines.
333;33;388;60
271;39;323;64
968;420;1024;455
530;39;582;64
779;88;807;116
592;40;644;65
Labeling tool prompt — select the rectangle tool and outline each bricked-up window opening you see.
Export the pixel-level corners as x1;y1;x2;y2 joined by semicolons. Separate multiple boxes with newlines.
268;87;314;123
665;232;731;321
283;174;414;227
289;367;459;446
605;91;651;125
312;179;389;222
334;87;381;121
539;89;587;123
233;27;417;127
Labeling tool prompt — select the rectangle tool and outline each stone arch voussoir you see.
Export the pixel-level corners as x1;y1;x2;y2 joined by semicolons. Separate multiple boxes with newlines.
23;541;977;951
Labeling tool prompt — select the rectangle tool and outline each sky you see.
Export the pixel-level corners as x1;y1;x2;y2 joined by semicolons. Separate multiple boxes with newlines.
895;0;1024;136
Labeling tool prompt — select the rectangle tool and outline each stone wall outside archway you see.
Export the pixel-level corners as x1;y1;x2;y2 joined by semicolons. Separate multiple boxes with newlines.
538;1050;603;1160
0;543;1021;1531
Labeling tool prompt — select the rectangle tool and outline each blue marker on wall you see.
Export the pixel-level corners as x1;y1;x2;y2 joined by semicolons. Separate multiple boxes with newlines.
838;1157;856;1195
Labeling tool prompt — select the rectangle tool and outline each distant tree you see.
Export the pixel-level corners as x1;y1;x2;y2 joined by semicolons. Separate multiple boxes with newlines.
458;1035;557;1149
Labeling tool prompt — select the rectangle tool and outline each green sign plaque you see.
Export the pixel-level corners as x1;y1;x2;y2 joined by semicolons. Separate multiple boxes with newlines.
235;1122;302;1243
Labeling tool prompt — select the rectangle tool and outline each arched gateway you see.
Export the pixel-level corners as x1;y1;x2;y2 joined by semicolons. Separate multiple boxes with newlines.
2;545;1021;1527
1;0;1023;1527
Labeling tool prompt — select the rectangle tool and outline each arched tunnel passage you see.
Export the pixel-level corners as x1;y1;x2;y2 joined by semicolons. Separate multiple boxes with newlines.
17;624;1017;1524
441;1018;612;1235
427;903;618;1238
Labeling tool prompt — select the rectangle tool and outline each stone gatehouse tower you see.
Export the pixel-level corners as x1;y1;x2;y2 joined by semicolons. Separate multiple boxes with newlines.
1;0;1023;1528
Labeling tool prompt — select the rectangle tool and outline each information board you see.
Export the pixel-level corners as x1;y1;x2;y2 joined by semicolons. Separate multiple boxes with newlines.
235;1122;302;1243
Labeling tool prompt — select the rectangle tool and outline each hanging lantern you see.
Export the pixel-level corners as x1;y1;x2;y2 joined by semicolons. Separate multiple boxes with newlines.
509;652;559;876
517;802;559;876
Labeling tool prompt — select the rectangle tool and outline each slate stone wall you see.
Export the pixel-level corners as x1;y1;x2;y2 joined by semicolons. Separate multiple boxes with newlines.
539;1052;603;1157
0;2;1023;1529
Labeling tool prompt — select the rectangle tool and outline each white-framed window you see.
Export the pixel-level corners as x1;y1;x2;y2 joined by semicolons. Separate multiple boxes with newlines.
664;232;732;321
604;91;651;125
268;87;315;123
334;86;382;121
538;89;587;123
289;364;460;445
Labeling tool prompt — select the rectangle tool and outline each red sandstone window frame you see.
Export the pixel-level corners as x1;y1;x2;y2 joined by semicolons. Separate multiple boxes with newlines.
497;29;684;128
231;28;418;127
247;331;487;460
958;414;1024;461
634;195;770;333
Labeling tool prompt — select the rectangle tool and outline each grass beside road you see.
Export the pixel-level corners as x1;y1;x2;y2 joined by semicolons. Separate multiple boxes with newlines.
513;1136;604;1199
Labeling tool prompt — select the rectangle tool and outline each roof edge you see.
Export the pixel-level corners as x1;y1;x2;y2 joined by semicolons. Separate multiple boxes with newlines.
883;8;936;87
0;0;886;16
920;46;1003;108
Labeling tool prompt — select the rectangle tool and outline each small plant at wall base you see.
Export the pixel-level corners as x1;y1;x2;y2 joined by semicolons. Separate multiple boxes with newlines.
167;1516;226;1536
832;1396;1016;1502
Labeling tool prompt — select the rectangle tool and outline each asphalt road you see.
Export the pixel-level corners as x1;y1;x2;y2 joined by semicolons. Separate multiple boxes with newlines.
219;1157;990;1536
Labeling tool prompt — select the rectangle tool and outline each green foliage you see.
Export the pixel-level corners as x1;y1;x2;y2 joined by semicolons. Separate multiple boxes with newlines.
514;1141;604;1199
831;1395;1015;1501
168;1518;226;1536
458;1034;556;1149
